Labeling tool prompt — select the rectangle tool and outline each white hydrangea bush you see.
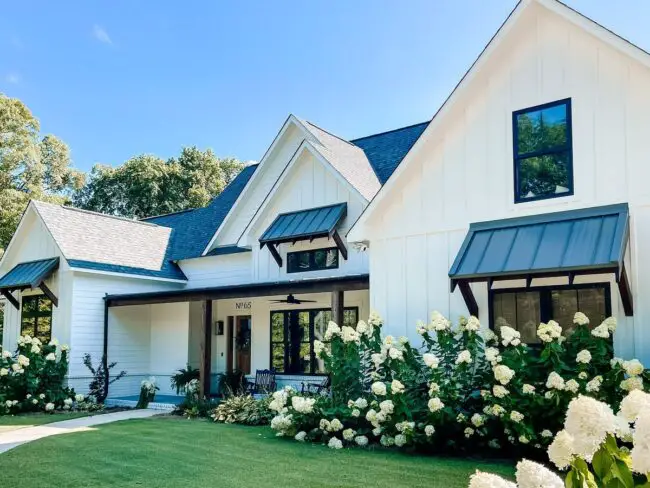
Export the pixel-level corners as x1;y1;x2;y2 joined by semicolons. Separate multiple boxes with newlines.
267;310;649;455
0;336;86;415
472;391;650;487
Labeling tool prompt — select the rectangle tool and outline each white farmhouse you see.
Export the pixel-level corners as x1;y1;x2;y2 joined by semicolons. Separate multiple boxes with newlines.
1;0;648;403
349;0;650;364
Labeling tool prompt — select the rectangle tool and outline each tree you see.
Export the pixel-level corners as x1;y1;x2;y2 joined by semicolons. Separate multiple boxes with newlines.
74;147;243;219
0;93;84;253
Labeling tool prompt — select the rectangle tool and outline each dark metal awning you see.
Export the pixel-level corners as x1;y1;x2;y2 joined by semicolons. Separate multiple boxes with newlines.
259;203;348;267
449;203;632;317
0;257;60;309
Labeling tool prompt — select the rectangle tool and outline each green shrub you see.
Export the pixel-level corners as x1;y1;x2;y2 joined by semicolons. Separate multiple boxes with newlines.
170;365;199;395
211;394;273;425
0;335;84;414
267;312;649;455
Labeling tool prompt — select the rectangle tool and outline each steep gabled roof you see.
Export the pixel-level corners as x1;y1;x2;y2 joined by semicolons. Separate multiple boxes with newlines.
144;164;258;261
351;122;429;184
32;201;186;281
348;0;650;241
299;119;381;201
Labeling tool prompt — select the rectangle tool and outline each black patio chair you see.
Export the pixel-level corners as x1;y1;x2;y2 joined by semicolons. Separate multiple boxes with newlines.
246;369;277;395
301;375;331;395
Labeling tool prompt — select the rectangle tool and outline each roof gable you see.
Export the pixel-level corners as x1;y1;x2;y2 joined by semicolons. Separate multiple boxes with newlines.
144;163;257;261
348;0;650;241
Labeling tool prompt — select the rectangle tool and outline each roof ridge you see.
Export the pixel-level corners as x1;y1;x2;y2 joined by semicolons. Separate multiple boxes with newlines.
40;202;164;228
304;120;357;149
141;208;196;221
350;121;430;143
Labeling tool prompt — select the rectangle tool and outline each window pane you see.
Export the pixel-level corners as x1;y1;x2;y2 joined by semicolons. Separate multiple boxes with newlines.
287;253;299;272
297;312;309;343
36;316;52;343
493;292;540;344
38;297;53;314
343;309;358;328
517;152;571;201
21;317;36;338
22;297;37;314
552;290;579;336
325;249;338;268
515;292;541;344
577;288;607;326
271;344;285;372
271;313;284;341
517;104;567;155
314;311;331;341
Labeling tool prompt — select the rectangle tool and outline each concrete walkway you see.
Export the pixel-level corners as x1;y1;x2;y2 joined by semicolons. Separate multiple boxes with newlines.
0;409;160;454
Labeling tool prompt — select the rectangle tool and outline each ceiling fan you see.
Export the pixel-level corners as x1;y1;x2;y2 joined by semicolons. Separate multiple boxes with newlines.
270;294;317;305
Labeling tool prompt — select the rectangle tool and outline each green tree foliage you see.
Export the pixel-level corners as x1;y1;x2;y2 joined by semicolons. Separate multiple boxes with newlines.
74;148;244;219
0;93;84;253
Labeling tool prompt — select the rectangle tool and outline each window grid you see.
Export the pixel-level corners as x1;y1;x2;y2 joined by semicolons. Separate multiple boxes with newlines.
20;295;53;343
286;248;339;274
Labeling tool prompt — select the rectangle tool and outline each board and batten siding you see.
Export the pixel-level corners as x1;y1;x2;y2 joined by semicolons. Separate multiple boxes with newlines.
247;150;368;283
361;3;650;363
1;207;72;352
210;123;305;249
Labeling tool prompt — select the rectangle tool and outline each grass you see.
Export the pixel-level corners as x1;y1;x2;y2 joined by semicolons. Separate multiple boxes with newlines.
0;416;514;487
0;411;97;433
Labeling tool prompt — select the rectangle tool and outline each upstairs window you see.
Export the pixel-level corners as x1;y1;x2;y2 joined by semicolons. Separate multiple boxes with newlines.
287;248;339;274
21;295;53;343
513;98;573;203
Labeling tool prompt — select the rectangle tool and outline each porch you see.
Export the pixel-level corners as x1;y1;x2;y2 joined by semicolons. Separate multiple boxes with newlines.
102;274;369;400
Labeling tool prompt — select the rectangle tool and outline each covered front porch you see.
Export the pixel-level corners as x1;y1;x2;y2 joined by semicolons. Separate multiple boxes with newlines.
102;275;369;401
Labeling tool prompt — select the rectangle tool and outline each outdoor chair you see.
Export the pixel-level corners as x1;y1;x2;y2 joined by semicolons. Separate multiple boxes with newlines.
301;375;331;395
246;369;277;395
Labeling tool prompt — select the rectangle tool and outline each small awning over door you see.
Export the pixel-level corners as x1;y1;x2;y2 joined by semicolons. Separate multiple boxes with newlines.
0;257;60;309
449;204;632;317
259;203;348;267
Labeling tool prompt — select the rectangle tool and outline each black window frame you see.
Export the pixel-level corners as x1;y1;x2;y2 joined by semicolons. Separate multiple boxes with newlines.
270;306;358;375
20;294;53;343
286;247;339;274
512;98;574;204
488;282;611;342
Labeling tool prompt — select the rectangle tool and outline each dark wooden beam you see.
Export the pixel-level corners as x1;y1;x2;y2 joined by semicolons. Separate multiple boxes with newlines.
331;290;344;327
199;300;213;399
618;264;634;317
103;298;110;400
38;281;58;307
331;230;348;260
106;274;370;307
458;281;479;317
226;316;234;373
1;290;19;310
267;243;283;267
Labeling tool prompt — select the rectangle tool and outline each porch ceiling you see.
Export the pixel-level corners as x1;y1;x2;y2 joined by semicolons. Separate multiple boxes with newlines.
104;273;369;307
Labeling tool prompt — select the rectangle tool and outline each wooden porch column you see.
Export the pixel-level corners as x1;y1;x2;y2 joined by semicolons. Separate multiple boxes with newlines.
331;290;344;326
199;300;213;399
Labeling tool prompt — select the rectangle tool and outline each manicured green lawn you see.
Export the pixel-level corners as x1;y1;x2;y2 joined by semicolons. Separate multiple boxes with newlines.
0;412;96;433
0;416;514;487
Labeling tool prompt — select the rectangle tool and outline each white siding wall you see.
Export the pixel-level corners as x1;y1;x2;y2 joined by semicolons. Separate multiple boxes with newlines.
149;303;190;395
1;208;71;352
363;3;650;364
248;151;368;282
69;272;183;396
178;253;252;289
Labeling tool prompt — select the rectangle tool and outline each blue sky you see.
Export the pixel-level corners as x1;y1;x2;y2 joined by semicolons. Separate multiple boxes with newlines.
1;1;649;172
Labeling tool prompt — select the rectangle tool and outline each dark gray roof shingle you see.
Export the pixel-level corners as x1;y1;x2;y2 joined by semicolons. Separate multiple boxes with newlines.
351;122;429;184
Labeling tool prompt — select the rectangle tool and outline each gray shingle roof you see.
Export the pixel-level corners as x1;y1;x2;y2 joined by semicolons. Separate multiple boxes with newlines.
351;122;429;184
32;201;186;280
300;120;381;201
144;164;258;261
